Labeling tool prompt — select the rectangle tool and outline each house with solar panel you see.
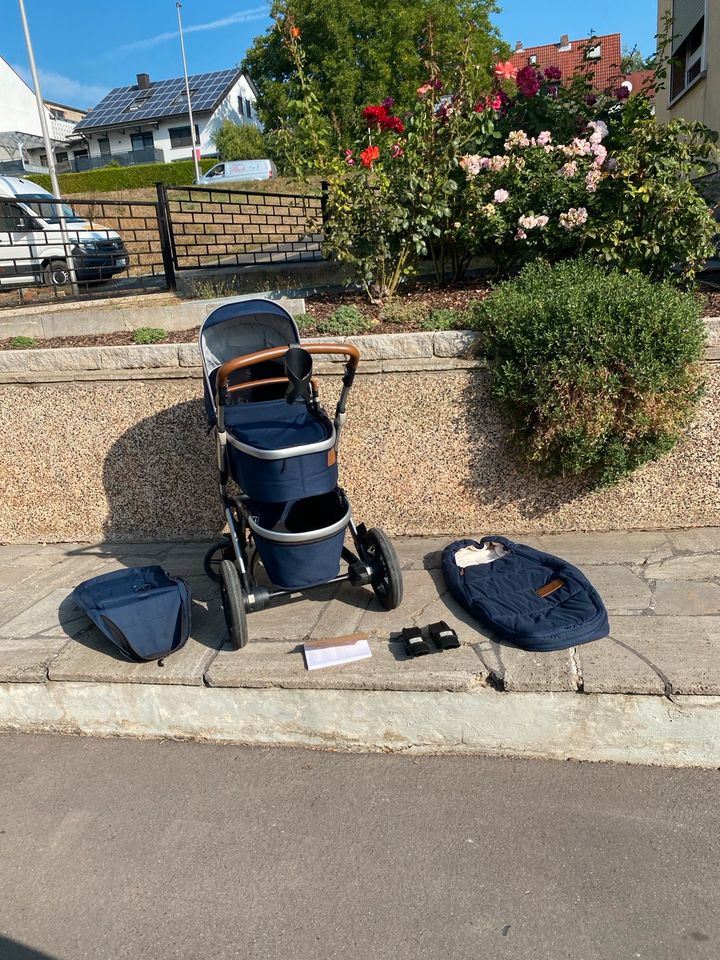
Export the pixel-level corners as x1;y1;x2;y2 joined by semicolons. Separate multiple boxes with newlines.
71;68;259;172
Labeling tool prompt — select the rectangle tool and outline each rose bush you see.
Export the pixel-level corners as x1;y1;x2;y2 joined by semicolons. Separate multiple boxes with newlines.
281;19;718;297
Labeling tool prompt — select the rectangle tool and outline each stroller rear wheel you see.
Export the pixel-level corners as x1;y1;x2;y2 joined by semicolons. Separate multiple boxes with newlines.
204;539;235;583
365;527;403;611
220;560;249;649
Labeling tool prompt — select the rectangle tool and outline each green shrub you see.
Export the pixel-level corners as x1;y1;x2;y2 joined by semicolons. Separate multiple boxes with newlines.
27;158;217;195
132;327;168;345
294;313;315;333
473;259;705;485
419;308;469;331
212;120;268;161
379;301;427;326
9;336;36;349
315;305;372;336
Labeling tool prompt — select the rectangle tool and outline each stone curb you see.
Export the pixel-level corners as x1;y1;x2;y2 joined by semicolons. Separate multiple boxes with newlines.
1;323;717;377
0;330;480;376
0;293;306;341
2;681;720;767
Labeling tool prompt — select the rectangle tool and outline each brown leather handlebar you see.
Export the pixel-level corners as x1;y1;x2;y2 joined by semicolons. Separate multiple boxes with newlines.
228;376;319;395
216;343;360;391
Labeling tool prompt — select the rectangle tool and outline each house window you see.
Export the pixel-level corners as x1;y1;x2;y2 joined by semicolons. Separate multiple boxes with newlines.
39;153;47;166
670;0;705;101
131;131;154;152
73;148;88;159
49;108;66;120
168;124;199;148
528;55;537;65
246;98;253;119
586;43;602;60
55;151;68;163
98;138;111;157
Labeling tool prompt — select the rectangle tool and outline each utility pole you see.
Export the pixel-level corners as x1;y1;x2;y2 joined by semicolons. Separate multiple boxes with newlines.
18;0;79;296
176;2;201;183
17;0;79;294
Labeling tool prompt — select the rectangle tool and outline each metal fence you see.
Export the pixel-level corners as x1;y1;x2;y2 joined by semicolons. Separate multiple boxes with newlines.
71;147;165;173
0;187;170;311
0;182;327;312
163;184;325;271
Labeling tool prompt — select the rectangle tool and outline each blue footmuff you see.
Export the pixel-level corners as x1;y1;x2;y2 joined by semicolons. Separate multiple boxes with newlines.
442;536;609;651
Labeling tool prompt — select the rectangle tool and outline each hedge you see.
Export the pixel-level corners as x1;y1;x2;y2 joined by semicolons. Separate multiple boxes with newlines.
26;158;217;195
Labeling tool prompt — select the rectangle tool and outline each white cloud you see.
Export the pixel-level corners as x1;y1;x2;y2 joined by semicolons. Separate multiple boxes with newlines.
13;63;109;108
117;6;269;54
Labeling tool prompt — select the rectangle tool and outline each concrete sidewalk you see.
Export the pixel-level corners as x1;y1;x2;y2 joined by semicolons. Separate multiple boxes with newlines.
1;529;719;765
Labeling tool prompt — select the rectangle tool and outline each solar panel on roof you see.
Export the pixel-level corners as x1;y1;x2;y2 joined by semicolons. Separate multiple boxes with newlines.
74;68;240;130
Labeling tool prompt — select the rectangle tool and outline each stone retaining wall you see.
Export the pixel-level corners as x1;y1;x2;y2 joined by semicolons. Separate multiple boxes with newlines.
1;330;719;542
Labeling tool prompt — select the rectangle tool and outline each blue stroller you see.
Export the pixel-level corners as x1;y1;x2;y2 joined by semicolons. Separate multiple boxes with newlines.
199;298;404;649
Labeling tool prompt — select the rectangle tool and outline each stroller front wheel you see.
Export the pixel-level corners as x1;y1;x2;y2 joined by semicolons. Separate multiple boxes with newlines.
364;528;403;611
220;560;249;649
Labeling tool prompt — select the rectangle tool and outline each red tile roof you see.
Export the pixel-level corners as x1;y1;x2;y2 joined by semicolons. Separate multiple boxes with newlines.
509;33;623;91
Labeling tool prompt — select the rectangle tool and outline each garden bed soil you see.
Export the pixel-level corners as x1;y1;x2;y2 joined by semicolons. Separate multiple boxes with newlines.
1;280;719;351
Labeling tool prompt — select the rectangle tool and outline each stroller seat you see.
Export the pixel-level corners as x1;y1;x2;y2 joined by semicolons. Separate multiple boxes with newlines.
224;398;332;451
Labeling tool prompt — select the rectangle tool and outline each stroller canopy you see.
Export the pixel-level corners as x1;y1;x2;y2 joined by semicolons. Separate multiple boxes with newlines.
200;298;301;424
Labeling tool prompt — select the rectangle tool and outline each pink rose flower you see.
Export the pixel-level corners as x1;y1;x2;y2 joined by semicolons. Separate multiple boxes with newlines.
494;60;518;81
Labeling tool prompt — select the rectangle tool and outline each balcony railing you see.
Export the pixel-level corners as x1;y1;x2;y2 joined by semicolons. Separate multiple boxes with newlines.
70;146;165;173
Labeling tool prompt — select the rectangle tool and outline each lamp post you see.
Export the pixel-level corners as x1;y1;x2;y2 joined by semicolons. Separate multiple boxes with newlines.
176;2;201;183
17;0;78;294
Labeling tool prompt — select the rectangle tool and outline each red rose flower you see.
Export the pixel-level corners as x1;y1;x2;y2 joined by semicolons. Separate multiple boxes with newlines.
382;115;405;133
360;145;379;167
362;105;388;127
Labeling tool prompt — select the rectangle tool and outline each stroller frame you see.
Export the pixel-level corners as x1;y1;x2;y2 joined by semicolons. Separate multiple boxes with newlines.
201;307;403;650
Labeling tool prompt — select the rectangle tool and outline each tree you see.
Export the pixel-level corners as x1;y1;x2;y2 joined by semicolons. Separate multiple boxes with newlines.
211;120;268;161
620;45;649;74
242;0;505;143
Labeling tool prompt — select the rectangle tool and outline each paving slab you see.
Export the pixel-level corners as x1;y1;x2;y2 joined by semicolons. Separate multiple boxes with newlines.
473;639;579;692
247;584;338;640
654;581;720;616
580;615;720;696
0;588;90;639
643;554;720;582
578;636;666;696
538;531;673;566
205;637;485;691
667;528;720;554
0;636;70;682
48;613;222;687
577;564;651;612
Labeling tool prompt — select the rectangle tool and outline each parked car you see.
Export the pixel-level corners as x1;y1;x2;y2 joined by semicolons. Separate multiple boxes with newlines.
0;176;129;287
196;159;277;185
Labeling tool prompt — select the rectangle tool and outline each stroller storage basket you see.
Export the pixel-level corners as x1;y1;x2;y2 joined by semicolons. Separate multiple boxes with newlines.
248;491;351;590
225;399;338;501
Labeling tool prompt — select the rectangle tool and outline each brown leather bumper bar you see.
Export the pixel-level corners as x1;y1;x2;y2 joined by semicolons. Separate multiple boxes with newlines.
216;343;360;392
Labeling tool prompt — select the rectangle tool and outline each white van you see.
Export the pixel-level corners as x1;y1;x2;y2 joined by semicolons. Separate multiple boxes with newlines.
0;176;129;287
196;159;277;186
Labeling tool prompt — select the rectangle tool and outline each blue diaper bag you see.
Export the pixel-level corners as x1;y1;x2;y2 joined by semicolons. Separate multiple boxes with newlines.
442;536;609;651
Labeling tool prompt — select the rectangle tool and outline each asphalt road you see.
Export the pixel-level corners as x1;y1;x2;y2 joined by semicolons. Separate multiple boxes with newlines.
1;734;719;960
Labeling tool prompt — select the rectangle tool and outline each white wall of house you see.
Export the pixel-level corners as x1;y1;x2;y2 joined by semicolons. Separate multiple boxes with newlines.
0;57;44;138
78;74;260;163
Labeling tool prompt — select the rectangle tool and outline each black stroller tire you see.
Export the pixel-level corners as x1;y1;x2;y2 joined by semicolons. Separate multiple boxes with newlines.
365;528;403;611
220;560;248;650
204;540;235;583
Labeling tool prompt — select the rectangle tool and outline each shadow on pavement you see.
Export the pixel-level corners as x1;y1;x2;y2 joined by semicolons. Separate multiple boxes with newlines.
0;936;59;960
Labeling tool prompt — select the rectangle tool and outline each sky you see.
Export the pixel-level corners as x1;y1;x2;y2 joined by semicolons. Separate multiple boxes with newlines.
4;0;658;110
